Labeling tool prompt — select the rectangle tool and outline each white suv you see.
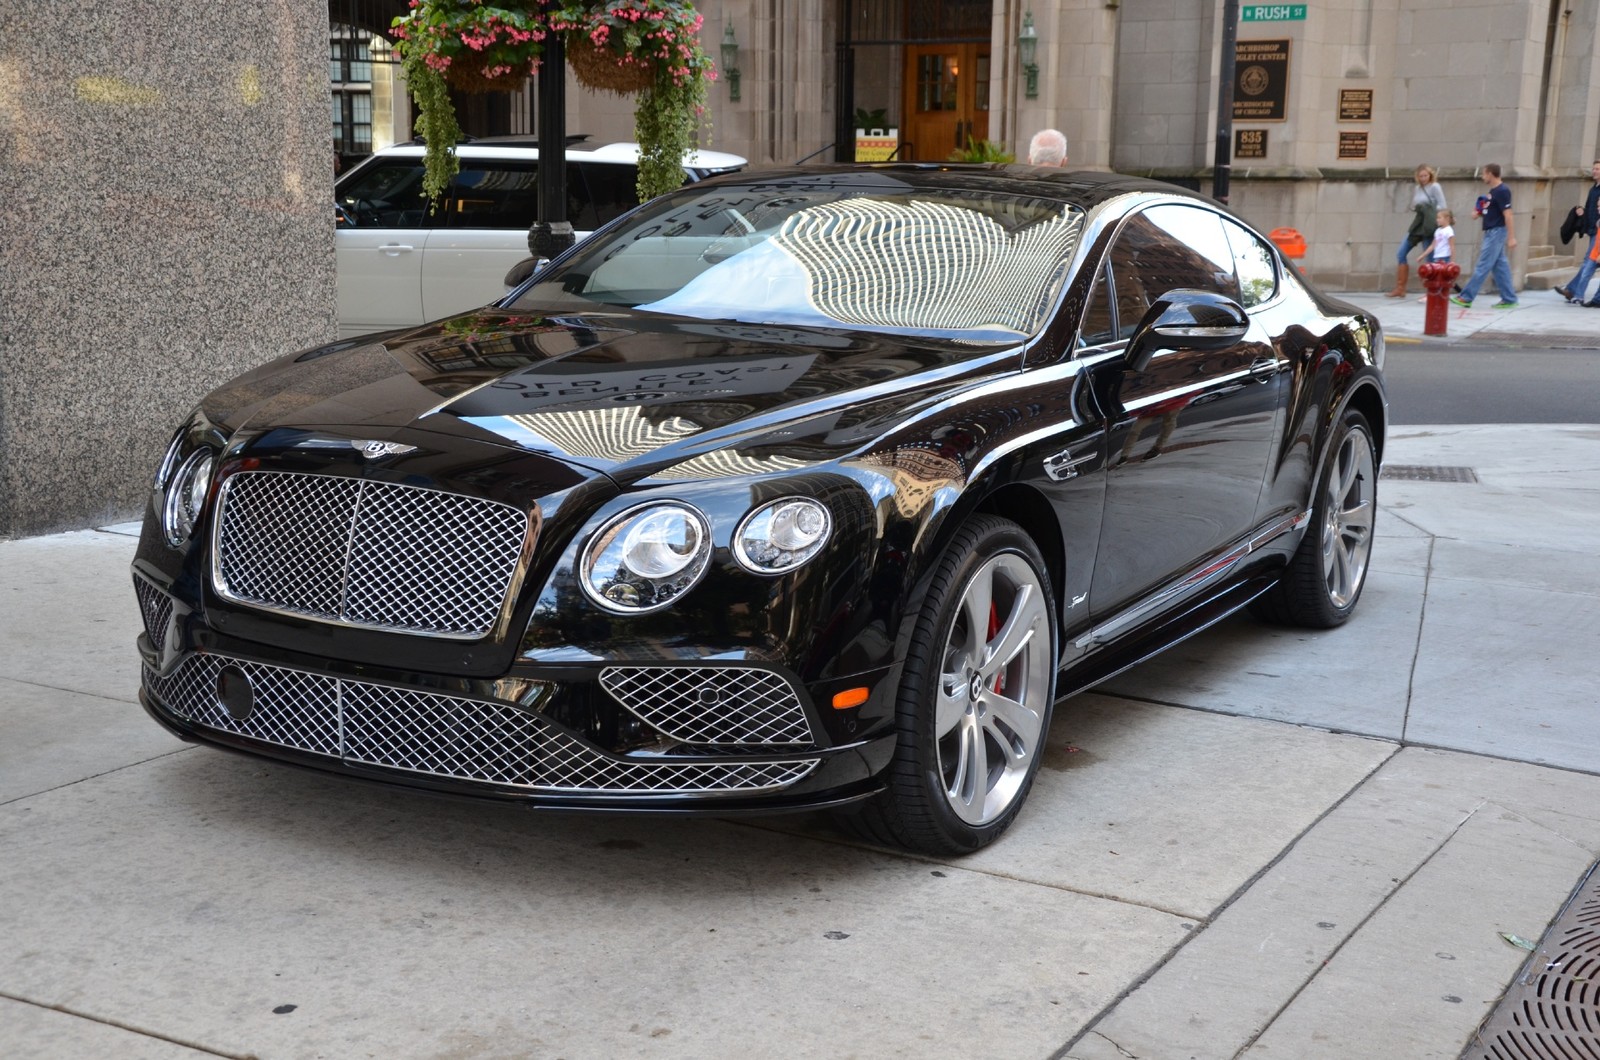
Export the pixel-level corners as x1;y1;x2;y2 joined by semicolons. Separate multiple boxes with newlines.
334;138;747;338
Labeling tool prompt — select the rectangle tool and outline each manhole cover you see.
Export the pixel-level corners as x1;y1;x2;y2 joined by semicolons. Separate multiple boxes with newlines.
1462;863;1600;1058
1381;465;1480;483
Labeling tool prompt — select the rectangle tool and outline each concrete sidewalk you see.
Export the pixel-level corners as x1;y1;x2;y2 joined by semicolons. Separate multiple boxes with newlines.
1336;286;1600;346
2;424;1598;1059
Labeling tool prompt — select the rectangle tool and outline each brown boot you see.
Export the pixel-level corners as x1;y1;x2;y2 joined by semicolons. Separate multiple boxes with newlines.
1386;263;1408;298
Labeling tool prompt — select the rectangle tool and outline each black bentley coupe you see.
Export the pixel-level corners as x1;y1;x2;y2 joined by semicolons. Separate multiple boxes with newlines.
134;165;1385;854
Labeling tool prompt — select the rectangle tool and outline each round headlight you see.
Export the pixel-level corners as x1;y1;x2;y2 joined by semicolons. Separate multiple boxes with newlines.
734;498;832;573
581;503;712;613
152;427;187;491
162;449;215;548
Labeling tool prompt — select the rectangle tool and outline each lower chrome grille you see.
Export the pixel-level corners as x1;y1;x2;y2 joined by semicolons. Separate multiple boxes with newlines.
133;578;174;653
599;666;815;746
146;654;819;796
214;471;532;639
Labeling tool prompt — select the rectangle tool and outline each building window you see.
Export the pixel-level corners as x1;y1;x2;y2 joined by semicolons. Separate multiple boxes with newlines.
331;24;374;170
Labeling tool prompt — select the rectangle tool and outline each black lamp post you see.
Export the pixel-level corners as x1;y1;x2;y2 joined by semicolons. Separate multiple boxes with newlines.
1214;0;1238;204
530;34;574;260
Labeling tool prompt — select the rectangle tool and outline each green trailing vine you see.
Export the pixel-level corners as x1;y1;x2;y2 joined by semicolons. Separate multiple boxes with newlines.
634;62;708;202
403;57;465;207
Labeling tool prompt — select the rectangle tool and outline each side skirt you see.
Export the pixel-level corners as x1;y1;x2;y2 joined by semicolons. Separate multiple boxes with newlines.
1057;508;1310;698
1056;572;1278;700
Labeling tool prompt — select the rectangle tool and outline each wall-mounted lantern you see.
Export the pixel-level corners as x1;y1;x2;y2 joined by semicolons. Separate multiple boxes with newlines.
721;24;741;102
1018;12;1039;100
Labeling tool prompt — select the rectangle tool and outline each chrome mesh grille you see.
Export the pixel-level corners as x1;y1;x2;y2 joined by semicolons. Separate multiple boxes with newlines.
133;578;174;653
144;654;341;756
144;655;819;795
599;666;815;746
215;471;530;638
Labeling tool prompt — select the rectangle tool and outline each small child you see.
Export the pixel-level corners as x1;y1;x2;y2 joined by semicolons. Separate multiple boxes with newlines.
1428;208;1455;264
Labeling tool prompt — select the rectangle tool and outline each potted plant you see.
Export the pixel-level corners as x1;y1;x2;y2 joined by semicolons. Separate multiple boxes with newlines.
391;0;713;208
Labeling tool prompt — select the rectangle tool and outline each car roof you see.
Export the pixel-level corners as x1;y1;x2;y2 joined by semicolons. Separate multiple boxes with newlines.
693;162;1218;212
368;140;748;170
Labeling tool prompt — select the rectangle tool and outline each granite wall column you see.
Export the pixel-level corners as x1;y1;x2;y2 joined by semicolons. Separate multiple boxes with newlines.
0;0;337;536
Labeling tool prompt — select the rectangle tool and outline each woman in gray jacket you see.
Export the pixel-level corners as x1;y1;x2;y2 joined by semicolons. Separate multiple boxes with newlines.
1389;164;1449;297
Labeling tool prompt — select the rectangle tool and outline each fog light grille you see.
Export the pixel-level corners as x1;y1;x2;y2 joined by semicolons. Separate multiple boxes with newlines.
600;666;815;746
133;577;174;654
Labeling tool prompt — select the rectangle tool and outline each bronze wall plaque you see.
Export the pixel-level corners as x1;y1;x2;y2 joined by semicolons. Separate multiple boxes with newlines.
1235;128;1268;159
1339;88;1373;121
1233;39;1290;122
1338;131;1369;159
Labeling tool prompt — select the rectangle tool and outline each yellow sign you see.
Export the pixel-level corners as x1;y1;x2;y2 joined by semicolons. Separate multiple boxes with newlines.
855;128;899;163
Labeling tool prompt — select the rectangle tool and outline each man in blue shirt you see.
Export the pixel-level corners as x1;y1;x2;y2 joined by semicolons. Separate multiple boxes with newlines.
1555;159;1600;306
1452;163;1518;309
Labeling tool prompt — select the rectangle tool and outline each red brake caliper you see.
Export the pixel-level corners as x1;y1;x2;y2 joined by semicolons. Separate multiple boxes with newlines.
988;603;1006;694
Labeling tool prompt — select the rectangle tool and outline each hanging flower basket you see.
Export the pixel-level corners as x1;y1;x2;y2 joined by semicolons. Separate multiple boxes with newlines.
566;34;654;95
393;0;714;208
444;50;535;94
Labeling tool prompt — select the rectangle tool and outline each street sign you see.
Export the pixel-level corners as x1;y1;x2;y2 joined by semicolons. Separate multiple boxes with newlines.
1242;5;1307;21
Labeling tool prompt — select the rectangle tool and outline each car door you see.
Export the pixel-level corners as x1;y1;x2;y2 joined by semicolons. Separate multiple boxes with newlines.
422;160;590;323
335;158;431;338
1085;204;1281;622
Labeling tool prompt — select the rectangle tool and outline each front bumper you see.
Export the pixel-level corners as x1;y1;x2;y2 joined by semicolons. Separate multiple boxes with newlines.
135;574;895;814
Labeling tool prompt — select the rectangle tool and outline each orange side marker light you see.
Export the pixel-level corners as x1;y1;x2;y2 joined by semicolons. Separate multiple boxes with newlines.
832;687;870;710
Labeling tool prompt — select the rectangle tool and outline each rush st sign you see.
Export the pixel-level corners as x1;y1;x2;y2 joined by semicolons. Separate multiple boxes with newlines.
1242;4;1307;20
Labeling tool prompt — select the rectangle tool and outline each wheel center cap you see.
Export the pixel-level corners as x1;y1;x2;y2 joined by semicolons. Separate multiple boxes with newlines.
969;672;985;702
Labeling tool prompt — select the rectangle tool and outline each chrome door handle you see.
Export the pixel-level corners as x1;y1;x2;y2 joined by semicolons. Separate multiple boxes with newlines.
1043;447;1097;482
1248;357;1280;380
378;244;414;256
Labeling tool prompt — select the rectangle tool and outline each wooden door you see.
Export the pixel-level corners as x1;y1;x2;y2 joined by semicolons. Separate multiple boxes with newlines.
902;43;991;161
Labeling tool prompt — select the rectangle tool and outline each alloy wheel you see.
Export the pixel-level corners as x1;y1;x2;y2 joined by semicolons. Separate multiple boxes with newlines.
934;552;1051;826
1321;426;1376;609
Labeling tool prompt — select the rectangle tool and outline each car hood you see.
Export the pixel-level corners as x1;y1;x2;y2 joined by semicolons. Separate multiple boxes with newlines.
203;309;1022;484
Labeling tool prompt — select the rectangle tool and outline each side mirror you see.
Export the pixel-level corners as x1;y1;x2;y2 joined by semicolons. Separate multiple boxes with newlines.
1125;289;1250;372
503;256;549;289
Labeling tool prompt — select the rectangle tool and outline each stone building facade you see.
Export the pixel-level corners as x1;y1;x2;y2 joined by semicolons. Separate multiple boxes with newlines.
370;0;1600;292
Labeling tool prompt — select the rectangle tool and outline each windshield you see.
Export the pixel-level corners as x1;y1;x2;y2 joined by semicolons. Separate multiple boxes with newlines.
511;180;1085;340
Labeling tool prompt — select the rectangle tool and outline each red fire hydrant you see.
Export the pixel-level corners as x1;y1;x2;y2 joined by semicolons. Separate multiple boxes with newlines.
1417;261;1461;336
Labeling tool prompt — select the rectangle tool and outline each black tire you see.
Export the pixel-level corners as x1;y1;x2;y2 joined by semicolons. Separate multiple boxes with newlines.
1253;410;1378;629
844;515;1058;855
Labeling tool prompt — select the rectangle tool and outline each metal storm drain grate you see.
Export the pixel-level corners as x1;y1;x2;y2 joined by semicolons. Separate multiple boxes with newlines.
1462;863;1600;1058
1381;464;1480;483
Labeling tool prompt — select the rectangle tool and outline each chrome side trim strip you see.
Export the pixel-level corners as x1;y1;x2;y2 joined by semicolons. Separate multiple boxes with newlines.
1075;508;1312;650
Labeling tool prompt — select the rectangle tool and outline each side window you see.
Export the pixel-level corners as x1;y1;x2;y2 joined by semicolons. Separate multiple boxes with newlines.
444;162;589;230
1108;205;1241;340
445;163;539;229
1223;218;1279;307
1078;263;1115;347
581;162;644;228
336;160;430;228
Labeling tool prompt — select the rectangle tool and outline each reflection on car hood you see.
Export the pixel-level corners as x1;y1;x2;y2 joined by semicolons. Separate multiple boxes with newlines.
203;309;1021;483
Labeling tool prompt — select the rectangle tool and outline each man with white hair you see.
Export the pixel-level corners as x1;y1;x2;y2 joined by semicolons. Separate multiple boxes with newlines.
1028;129;1068;167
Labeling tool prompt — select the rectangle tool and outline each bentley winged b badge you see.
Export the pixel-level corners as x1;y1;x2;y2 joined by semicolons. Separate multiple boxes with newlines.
351;440;418;460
